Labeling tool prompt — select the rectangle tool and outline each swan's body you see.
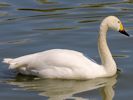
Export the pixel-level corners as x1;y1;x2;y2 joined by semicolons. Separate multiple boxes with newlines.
3;16;129;79
3;49;107;79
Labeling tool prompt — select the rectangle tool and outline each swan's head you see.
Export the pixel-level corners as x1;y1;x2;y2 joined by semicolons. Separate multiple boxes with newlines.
103;16;129;36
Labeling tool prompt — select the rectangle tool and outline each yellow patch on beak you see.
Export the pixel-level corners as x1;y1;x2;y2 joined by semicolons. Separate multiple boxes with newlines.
119;23;124;31
119;23;129;37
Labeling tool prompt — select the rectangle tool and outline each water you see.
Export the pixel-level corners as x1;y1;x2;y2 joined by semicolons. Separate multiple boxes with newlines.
0;0;132;100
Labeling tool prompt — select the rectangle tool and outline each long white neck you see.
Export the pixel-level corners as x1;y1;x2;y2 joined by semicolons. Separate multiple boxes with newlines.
98;20;117;76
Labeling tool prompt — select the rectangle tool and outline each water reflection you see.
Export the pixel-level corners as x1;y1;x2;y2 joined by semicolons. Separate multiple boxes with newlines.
7;75;117;100
124;0;133;3
36;0;57;4
0;2;10;8
18;7;73;13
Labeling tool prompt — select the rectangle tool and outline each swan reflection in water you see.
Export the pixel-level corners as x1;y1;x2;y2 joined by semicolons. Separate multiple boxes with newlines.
7;74;117;100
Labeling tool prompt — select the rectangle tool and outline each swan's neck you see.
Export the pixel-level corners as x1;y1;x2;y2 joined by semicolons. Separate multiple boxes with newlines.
98;21;117;75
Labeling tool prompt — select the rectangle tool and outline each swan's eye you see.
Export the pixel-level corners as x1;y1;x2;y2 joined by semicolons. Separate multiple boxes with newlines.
118;21;120;23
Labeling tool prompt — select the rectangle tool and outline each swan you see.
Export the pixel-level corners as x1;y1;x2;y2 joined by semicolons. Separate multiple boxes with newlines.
2;16;129;79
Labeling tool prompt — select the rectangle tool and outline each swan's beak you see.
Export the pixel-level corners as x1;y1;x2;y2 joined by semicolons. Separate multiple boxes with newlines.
119;29;129;37
119;23;129;37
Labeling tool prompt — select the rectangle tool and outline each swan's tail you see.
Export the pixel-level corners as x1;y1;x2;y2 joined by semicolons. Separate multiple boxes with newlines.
2;58;26;69
2;58;14;64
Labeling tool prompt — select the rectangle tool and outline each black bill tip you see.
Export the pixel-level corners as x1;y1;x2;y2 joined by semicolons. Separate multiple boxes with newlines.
119;30;130;37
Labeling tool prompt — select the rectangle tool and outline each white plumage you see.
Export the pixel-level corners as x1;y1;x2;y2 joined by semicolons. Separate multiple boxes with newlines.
3;16;129;80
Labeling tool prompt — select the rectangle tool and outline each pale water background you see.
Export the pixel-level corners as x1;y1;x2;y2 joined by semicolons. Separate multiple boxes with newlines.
0;0;133;100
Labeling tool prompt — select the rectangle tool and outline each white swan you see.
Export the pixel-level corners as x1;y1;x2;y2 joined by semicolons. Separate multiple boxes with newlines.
3;16;129;79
